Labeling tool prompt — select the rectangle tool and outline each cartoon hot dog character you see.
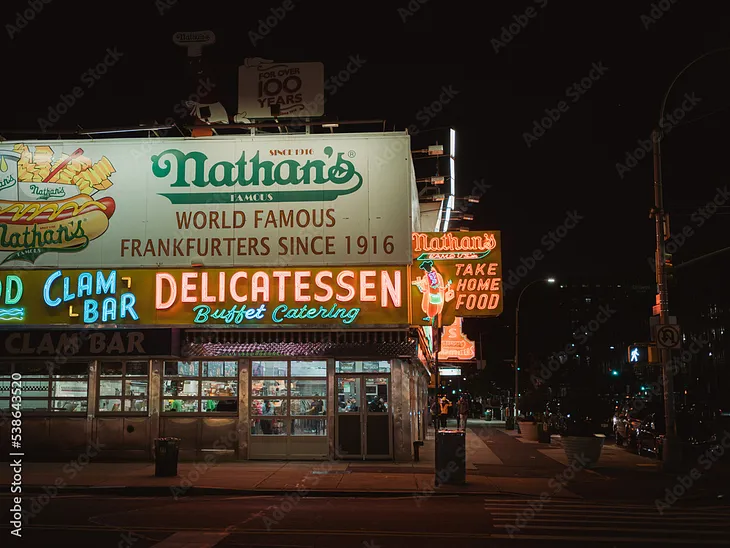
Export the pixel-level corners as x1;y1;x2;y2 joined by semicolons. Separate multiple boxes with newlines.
0;144;116;261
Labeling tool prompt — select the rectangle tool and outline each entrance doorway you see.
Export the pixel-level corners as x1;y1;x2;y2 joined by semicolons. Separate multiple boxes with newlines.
336;375;391;459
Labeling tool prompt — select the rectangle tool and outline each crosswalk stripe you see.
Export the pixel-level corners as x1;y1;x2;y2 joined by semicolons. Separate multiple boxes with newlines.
488;534;730;544
499;524;730;535
151;531;230;547
490;513;730;522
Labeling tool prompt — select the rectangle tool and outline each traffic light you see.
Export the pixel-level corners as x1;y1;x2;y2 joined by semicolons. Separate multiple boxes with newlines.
610;369;619;376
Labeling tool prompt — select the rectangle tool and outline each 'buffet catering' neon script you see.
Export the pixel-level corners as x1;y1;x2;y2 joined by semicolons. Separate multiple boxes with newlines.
154;270;402;325
43;270;139;324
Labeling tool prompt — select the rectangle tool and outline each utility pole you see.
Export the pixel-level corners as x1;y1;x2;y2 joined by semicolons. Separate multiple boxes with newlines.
648;46;730;469
652;128;680;470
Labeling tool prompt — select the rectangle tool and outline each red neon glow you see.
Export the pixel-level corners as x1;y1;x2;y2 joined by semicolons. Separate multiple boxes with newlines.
336;270;355;302
412;232;497;252
314;271;333;302
181;272;197;303
251;272;269;302
153;269;403;309
382;270;401;307
200;272;216;303
155;273;176;310
360;270;376;302
229;272;247;303
294;271;311;302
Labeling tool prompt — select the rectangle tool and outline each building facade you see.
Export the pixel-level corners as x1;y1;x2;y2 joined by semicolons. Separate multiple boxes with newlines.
0;132;438;462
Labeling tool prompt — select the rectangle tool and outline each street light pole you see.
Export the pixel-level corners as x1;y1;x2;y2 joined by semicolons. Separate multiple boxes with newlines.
514;278;555;428
652;47;730;470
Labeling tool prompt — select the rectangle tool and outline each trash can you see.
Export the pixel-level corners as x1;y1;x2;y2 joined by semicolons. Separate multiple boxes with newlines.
435;429;466;485
537;422;551;443
154;437;180;477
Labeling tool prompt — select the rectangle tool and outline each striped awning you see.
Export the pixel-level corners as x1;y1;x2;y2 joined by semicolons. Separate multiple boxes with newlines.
181;329;418;358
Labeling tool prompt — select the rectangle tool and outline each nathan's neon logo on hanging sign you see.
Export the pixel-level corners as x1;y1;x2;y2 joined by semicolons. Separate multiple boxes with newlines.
0;274;24;321
42;270;139;324
154;269;401;326
152;146;363;205
412;232;497;261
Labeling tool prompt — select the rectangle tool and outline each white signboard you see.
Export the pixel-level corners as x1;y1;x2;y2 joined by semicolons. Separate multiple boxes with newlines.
238;62;325;119
0;133;412;268
439;367;461;376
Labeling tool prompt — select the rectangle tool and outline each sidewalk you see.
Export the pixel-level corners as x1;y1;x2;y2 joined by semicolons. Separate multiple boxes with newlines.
5;423;718;500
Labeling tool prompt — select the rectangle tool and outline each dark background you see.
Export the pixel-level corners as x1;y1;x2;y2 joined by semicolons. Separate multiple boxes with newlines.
2;0;729;373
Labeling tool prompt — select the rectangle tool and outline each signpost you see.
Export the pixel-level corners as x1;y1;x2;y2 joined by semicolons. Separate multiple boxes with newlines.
656;324;682;350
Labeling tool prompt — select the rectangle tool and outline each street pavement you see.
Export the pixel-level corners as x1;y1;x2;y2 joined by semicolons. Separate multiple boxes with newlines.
2;423;730;546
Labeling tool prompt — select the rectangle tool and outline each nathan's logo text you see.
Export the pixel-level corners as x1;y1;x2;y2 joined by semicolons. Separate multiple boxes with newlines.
153;146;364;205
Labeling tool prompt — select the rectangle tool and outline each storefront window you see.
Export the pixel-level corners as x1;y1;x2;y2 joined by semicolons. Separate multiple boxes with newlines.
0;362;89;413
251;360;327;436
99;361;149;413
335;360;391;373
162;361;238;413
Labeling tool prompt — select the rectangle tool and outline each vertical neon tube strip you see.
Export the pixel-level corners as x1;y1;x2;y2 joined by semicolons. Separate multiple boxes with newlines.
443;128;456;232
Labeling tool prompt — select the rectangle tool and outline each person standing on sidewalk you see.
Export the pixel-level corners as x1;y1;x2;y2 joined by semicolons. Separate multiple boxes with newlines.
457;395;469;431
439;396;452;429
430;397;441;432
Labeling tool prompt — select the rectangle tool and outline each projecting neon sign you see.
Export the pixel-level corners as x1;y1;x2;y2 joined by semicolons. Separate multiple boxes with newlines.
412;232;497;261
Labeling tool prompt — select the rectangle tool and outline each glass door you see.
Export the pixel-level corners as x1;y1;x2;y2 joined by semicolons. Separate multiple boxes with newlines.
336;375;391;459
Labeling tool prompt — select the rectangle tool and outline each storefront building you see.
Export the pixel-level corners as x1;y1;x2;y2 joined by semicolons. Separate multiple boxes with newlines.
0;133;436;461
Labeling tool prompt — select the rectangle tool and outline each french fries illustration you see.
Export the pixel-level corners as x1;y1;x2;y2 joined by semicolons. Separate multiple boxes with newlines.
13;143;115;194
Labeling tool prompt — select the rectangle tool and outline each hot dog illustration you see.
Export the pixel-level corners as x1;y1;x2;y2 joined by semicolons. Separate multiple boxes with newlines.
0;144;117;259
0;195;116;250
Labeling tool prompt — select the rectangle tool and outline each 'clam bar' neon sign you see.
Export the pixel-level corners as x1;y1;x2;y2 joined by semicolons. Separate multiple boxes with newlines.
43;270;139;324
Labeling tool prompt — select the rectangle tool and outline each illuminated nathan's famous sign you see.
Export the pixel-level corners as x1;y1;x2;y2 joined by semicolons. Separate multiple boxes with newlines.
412;232;497;261
152;145;364;205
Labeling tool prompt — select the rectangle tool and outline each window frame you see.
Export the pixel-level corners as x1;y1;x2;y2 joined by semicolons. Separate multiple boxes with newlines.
0;361;90;415
161;360;239;415
97;360;150;415
250;359;328;437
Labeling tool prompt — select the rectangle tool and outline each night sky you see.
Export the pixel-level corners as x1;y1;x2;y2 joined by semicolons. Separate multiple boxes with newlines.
3;0;729;362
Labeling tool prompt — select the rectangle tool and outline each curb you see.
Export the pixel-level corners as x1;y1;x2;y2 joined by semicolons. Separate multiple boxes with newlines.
14;485;505;498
